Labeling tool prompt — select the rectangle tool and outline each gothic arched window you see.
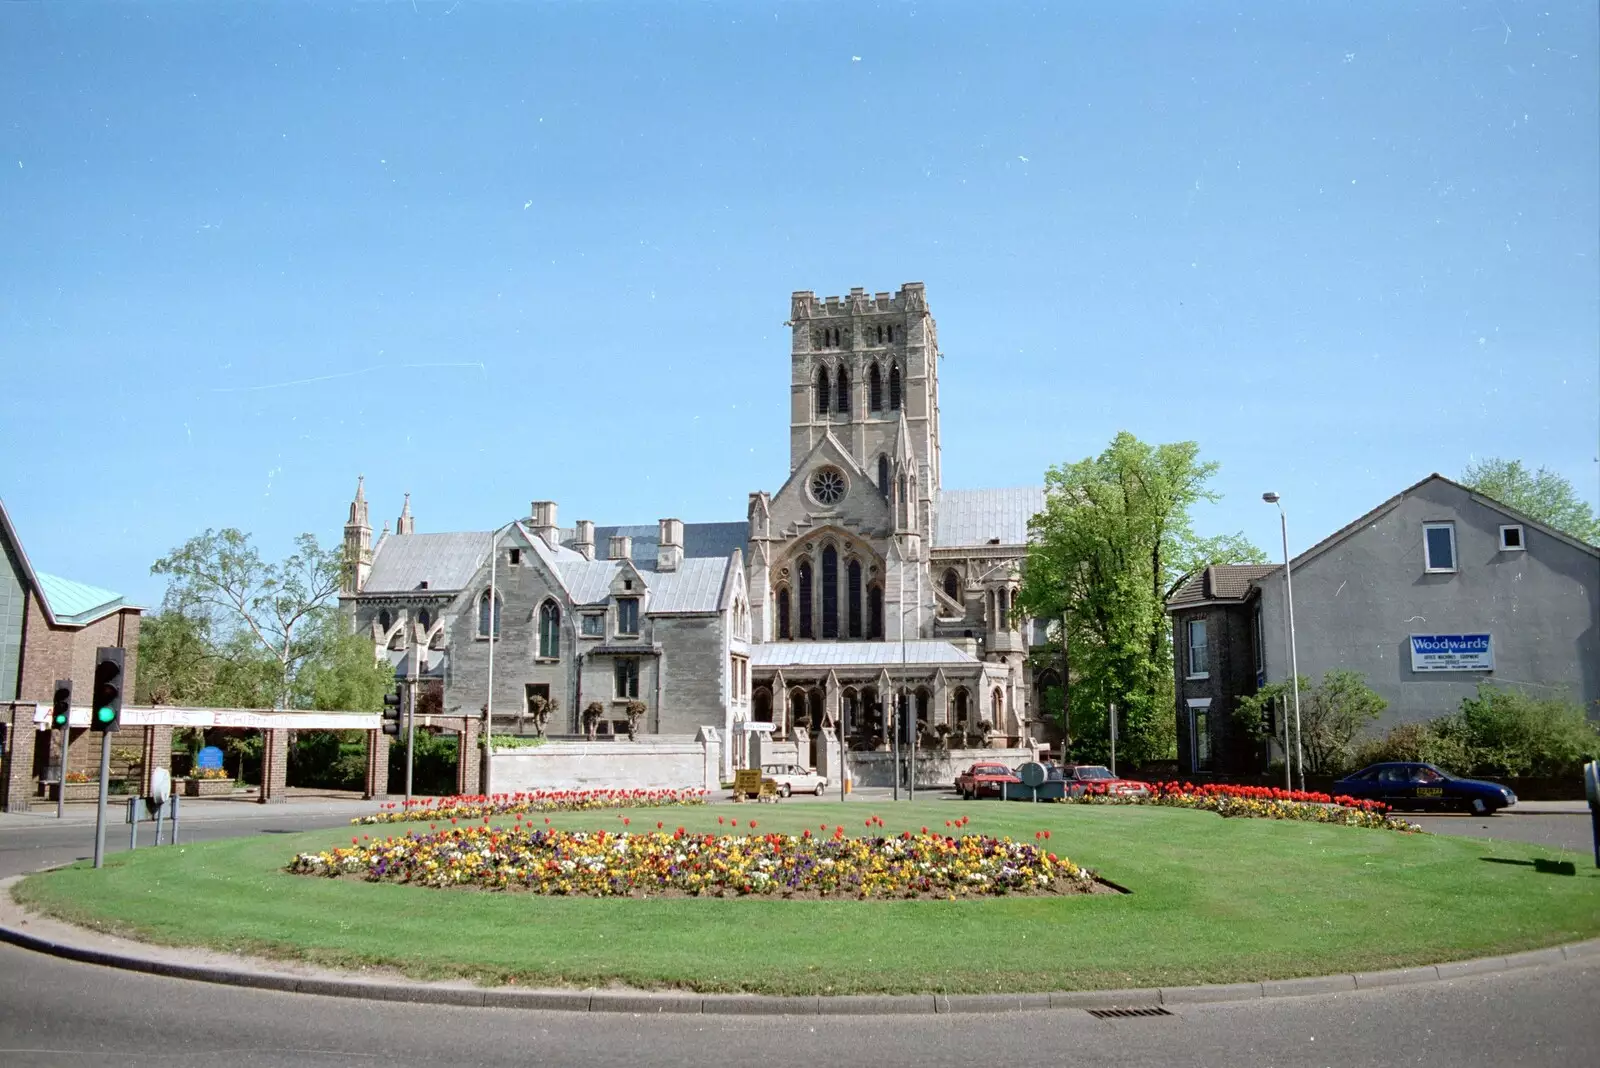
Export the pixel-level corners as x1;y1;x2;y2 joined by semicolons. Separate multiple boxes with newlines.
417;608;431;630
815;366;830;415
477;588;501;639
942;569;960;604
992;688;1005;724
538;600;561;659
821;546;839;639
776;587;792;640
797;560;814;639
868;363;882;411
835;366;850;413
847;559;863;638
378;609;392;633
877;454;890;496
889;364;902;410
868;585;884;639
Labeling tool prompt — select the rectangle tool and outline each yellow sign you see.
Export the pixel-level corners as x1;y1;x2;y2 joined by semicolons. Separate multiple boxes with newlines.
733;769;763;796
1416;787;1443;797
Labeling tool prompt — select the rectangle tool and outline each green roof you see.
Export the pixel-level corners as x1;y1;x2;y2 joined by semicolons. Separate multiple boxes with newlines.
35;571;128;626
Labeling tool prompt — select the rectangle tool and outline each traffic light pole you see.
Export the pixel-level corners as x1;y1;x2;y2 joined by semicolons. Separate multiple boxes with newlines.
92;732;112;868
56;728;69;820
404;677;415;804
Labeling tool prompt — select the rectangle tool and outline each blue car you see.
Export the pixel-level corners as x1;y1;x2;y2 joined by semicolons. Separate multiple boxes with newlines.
1333;762;1517;815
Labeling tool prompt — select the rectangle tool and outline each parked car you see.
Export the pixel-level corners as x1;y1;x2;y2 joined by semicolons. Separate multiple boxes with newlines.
1333;762;1517;814
760;763;828;797
1058;764;1152;798
955;762;1021;799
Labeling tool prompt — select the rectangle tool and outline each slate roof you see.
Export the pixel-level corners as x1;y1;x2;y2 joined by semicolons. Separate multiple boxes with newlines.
1165;565;1280;610
364;532;490;593
750;640;980;668
552;556;730;613
558;522;747;570
934;487;1046;548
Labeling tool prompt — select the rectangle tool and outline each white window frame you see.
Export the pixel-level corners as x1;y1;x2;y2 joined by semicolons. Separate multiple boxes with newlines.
1187;698;1213;773
1186;618;1210;680
1498;524;1525;552
1423;522;1458;573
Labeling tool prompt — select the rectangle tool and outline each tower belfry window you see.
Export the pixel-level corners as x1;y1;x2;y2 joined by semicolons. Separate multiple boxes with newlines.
836;366;850;413
889;364;902;410
815;366;830;415
877;454;890;496
868;364;882;411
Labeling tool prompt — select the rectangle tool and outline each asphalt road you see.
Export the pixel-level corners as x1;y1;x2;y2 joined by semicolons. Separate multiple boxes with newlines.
0;942;1595;1067
1;799;1596;1067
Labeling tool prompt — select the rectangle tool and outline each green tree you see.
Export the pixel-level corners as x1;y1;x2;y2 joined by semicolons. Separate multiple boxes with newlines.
1017;432;1264;765
1235;670;1386;775
295;610;394;712
1436;683;1598;778
1461;458;1600;545
151;529;345;708
135;610;217;705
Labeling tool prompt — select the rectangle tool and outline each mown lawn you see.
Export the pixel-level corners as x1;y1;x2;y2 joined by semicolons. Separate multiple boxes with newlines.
14;801;1600;995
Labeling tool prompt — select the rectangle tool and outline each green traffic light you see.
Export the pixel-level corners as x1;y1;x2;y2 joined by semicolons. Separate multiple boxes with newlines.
96;706;116;724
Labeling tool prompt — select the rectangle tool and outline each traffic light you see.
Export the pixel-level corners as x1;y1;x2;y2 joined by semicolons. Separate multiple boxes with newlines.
1260;702;1276;736
895;700;913;745
382;683;404;737
52;679;72;730
89;648;124;733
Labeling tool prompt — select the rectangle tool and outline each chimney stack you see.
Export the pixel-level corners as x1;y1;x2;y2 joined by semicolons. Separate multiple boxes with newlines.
657;518;684;572
530;500;559;547
608;535;632;562
574;520;595;561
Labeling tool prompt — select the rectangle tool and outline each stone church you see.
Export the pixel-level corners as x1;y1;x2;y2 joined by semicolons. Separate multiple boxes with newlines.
339;283;1053;774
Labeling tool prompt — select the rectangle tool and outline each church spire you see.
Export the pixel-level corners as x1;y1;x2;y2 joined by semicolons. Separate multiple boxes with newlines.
396;492;414;535
342;475;373;595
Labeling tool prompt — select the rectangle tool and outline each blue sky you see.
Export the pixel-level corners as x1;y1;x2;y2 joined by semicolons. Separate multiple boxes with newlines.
2;2;1596;610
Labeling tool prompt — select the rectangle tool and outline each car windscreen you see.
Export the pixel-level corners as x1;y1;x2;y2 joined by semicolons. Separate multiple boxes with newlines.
1073;767;1113;780
974;766;1011;775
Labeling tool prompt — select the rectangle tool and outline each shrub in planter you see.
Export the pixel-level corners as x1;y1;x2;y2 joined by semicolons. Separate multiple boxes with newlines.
624;700;647;740
582;701;605;742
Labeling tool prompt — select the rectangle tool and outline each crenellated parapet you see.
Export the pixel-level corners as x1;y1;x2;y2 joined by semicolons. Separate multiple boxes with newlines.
790;282;927;321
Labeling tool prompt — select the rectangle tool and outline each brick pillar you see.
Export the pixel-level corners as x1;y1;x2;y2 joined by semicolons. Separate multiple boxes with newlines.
363;730;389;799
140;725;173;796
456;717;481;798
258;728;289;804
2;704;40;813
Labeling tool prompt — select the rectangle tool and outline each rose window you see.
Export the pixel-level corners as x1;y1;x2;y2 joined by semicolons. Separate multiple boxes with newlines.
810;467;846;505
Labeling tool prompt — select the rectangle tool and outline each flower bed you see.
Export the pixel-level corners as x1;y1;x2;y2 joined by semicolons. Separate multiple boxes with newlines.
1067;781;1419;832
292;823;1100;898
351;789;710;826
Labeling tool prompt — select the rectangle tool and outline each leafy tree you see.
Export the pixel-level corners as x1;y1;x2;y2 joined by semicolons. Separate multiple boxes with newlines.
135;610;217;705
1436;684;1598;778
1461;458;1600;545
151;529;345;708
1018;432;1264;765
1236;670;1386;775
295;610;394;712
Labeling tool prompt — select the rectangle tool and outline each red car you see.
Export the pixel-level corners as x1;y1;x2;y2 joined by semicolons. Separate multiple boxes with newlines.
1060;764;1151;798
955;762;1021;800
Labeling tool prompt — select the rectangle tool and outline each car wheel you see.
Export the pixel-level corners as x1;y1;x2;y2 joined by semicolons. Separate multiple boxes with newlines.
778;784;791;798
814;782;826;796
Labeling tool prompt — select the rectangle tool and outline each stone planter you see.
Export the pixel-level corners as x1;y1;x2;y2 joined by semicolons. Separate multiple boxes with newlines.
184;777;235;797
47;782;101;802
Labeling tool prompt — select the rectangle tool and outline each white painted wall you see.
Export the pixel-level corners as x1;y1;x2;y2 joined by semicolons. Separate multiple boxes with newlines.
492;739;718;792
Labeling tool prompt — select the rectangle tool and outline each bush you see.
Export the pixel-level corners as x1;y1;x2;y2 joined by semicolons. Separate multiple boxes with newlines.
388;730;459;796
288;729;367;791
1442;684;1598;779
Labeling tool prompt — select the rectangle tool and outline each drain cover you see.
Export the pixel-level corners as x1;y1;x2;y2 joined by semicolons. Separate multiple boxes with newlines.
1086;1006;1174;1019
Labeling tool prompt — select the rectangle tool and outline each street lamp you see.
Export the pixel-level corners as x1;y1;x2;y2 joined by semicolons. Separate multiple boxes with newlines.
1262;493;1304;793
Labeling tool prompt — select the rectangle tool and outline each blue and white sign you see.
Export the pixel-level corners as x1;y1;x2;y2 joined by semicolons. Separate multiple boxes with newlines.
1410;634;1494;673
196;746;225;771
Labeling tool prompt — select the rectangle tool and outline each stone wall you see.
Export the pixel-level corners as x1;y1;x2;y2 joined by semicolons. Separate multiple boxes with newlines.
653;615;726;735
846;747;1040;789
491;737;719;792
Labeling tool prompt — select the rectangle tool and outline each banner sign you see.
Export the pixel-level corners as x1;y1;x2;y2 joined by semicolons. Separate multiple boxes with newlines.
1409;634;1493;672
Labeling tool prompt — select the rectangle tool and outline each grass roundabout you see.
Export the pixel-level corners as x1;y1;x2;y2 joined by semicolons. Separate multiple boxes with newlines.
14;801;1600;995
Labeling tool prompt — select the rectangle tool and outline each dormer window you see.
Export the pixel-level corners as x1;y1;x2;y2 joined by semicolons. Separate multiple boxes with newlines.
624;579;633;591
509;548;521;565
617;597;640;635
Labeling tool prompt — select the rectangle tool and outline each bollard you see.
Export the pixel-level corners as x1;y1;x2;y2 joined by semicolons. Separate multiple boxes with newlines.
128;797;139;850
1584;760;1599;869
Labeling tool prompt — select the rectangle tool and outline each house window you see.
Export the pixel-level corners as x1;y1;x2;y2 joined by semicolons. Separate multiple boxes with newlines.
1499;524;1525;551
889;364;902;410
477;589;501;638
847;559;862;638
869;364;883;411
815;366;831;415
538;600;561;658
821;546;839;638
614;659;639;699
581;613;604;637
509;548;521;565
798;560;814;638
1424;522;1457;572
1187;619;1209;678
616;597;640;635
835;366;850;413
776;587;791;640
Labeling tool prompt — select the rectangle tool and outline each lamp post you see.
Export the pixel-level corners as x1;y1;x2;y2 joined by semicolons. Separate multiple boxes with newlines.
1262;493;1304;793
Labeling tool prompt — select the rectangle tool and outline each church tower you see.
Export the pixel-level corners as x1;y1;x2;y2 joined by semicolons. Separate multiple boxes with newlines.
342;476;373;595
787;283;942;543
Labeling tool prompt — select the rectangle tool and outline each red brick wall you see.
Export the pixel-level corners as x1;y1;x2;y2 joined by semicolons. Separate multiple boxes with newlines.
17;592;140;704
